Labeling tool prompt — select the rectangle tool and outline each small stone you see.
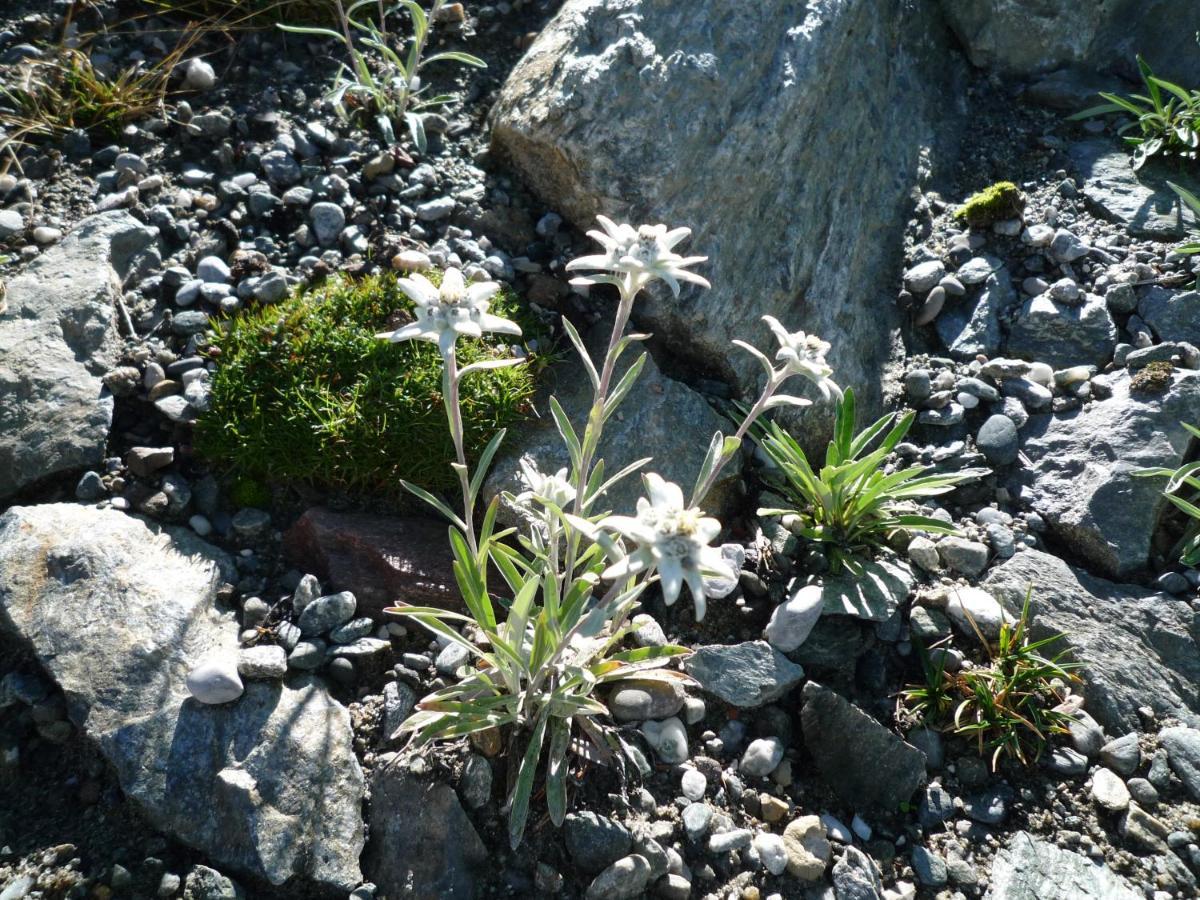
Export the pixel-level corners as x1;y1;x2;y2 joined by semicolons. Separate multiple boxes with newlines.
976;414;1019;466
741;737;785;777
943;586;1009;639
182;58;217;91
434;641;470;675
1099;733;1141;776
760;794;788;823
585;855;651;900
416;197;456;221
1090;767;1130;812
763;583;823;651
298;590;357;636
237;645;287;679
682;802;712;841
912;846;948;886
330;617;374;645
681;768;707;801
292;573;321;615
310;202;346;246
230;507;271;541
937;537;990;577
196;256;230;283
1127;777;1158;806
957;257;996;285
782;815;830;880
288;640;326;670
754;832;788;876
186;655;243;704
392;249;432;272
610;679;684;722
75;471;105;501
904;260;946;294
641;717;688;764
1068;711;1105;758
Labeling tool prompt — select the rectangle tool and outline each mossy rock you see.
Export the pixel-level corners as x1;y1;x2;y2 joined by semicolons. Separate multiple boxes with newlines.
1131;360;1175;395
954;181;1025;229
195;271;544;496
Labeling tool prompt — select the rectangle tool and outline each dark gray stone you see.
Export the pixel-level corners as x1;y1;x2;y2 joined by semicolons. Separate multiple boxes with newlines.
565;811;633;874
1005;294;1116;369
1159;727;1200;802
1069;139;1200;240
365;763;486;899
800;682;926;811
984;550;1200;733
683;641;804;708
1138;288;1200;346
936;266;1010;359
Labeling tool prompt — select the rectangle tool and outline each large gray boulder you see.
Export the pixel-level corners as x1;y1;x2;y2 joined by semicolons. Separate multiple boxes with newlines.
984;550;1200;733
0;212;158;501
485;321;741;519
985;831;1139;900
941;0;1200;86
1005;293;1117;369
491;0;964;424
0;504;365;891
1018;370;1200;578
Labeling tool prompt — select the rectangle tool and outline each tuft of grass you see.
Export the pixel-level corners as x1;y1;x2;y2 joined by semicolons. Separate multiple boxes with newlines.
0;41;192;155
954;181;1025;229
1134;419;1200;565
144;0;340;27
195;270;546;497
901;591;1083;770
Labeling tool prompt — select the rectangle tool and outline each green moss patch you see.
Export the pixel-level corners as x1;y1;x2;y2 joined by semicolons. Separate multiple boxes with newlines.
195;271;541;496
1130;360;1175;395
954;181;1025;229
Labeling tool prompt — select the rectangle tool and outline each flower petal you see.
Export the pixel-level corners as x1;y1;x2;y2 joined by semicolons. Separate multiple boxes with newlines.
659;557;684;607
466;281;500;304
376;322;429;343
476;313;522;337
398;273;438;307
440;266;466;298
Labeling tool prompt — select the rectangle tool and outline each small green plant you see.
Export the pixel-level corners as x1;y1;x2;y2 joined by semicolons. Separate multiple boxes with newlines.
1167;180;1200;288
279;0;483;150
750;388;982;574
1070;56;1200;170
195;271;541;496
385;217;841;846
902;592;1083;770
954;181;1025;229
1134;420;1200;565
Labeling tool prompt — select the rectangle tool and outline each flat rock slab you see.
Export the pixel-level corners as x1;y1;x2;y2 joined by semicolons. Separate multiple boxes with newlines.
1018;370;1200;578
985;831;1139;900
0;211;158;501
365;762;486;898
683;641;804;708
800;682;925;812
284;506;458;618
490;0;965;428
0;504;365;891
1069;139;1200;240
819;558;914;622
984;550;1200;733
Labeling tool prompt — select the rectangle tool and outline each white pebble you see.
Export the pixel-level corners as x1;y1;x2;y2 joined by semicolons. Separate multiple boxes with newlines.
186;654;243;704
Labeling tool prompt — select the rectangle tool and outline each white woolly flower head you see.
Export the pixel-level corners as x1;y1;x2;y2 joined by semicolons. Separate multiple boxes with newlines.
375;266;521;356
597;473;732;621
514;456;576;510
565;215;711;297
733;316;841;405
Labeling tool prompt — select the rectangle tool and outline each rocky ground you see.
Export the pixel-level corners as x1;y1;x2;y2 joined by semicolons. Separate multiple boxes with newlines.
3;2;1200;900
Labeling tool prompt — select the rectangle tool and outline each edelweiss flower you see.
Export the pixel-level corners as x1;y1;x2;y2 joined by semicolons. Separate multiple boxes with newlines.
598;473;732;621
566;215;711;296
375;267;521;356
735;316;841;404
513;456;576;510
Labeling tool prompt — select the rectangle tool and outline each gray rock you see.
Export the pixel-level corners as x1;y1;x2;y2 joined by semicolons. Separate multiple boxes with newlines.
490;0;965;432
1018;370;1200;577
984;831;1139;900
1099;733;1141;776
936;264;1011;359
937;537;990;576
260;150;301;186
565;811;633;874
1069;139;1200;240
486;321;740;521
977;414;1019;465
912;846;948;886
416;197;456;221
298;591;357;636
0;212;158;501
236;645;287;679
186;655;243;704
1159;727;1200;802
683;641;804;708
364;764;486;899
182;865;241;900
608;679;684;722
1138;287;1200;346
585;855;651;900
740;737;785;777
0;208;24;239
1090;767;1130;812
0;504;364;891
818;557;915;622
800;681;926;811
918;783;956;827
831;845;884;900
964;785;1012;824
1006;294;1116;369
310;202;346;246
764;582;823;651
984;550;1200;732
905;261;946;294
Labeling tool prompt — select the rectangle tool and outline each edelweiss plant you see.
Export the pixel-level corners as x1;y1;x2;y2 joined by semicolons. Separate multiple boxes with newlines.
748;388;984;574
378;219;839;847
280;0;484;150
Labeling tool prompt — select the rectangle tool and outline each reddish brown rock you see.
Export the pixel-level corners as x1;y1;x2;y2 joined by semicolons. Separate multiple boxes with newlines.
283;507;460;619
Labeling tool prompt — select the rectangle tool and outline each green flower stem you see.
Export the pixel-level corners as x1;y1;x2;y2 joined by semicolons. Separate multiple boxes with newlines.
690;372;782;506
443;348;478;555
